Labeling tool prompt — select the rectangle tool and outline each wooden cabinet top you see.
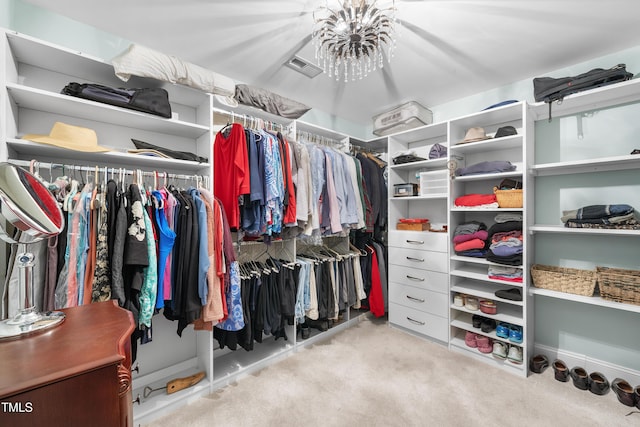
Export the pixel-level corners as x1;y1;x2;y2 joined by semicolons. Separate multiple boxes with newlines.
0;300;134;398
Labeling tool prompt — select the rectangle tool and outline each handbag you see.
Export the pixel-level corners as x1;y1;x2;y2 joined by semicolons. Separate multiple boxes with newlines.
62;82;172;118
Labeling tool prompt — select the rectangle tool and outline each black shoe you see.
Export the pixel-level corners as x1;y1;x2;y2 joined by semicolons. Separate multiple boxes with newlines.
588;372;610;395
570;367;589;390
530;354;549;374
472;315;482;328
480;318;496;333
612;378;636;406
552;359;570;382
494;288;523;301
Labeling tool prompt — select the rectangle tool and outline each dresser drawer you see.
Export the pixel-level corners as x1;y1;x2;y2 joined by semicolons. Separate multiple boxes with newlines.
389;283;448;317
388;247;448;273
389;303;448;342
388;230;448;252
388;264;448;293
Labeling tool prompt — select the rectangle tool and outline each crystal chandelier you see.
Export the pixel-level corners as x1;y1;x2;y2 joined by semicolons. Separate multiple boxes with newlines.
313;0;398;82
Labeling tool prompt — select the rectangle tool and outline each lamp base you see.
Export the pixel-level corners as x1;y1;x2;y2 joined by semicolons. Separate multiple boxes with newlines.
0;310;65;340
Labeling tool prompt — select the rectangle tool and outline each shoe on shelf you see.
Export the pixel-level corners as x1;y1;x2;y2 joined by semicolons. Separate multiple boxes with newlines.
570;367;589;390
494;288;523;301
454;293;465;307
472;314;482;328
552;359;570;382
492;341;508;359
508;325;523;344
465;296;479;311
507;345;523;364
529;354;550;374
588;372;610;396
481;318;496;333
496;322;510;339
465;331;478;348
612;378;636;407
477;336;493;354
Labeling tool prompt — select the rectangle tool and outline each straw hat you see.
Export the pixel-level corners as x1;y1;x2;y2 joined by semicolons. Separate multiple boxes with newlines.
21;122;110;152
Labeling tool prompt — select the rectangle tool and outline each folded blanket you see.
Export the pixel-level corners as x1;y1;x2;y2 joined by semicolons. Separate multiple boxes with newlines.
454;193;497;207
561;204;634;223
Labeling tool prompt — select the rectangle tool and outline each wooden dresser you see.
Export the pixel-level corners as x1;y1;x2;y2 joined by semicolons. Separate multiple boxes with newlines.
0;300;135;427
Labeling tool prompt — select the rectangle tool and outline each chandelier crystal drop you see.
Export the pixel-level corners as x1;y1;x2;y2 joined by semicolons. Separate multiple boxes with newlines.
313;0;398;82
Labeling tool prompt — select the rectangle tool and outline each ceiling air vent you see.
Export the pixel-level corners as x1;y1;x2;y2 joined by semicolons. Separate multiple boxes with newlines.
285;55;323;78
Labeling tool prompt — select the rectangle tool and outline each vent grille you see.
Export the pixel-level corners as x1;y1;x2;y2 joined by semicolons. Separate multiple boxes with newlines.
285;55;323;78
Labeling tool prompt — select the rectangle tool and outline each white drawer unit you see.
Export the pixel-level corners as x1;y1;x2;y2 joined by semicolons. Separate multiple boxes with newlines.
388;230;448;252
389;303;448;342
388;247;448;273
389;283;449;317
388;264;448;294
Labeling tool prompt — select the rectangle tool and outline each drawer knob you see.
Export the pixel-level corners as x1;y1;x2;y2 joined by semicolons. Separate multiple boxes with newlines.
406;295;425;303
406;239;424;245
407;316;425;325
406;275;425;282
406;256;424;262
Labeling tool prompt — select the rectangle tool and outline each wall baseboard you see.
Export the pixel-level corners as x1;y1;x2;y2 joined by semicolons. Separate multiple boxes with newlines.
533;343;640;386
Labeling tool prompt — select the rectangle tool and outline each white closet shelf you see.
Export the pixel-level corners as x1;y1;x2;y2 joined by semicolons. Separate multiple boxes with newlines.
7;138;209;172
529;225;640;237
389;158;448;171
450;318;526;346
451;269;525;293
390;194;448;201
387;121;448;144
530;78;640;121
449;301;523;325
450;207;523;213
530;154;640;176
8;31;208;108
529;287;640;314
450;255;523;268
452;169;522;182
451;282;524;307
449;334;526;373
449;101;525;129
449;135;522;154
7;84;210;139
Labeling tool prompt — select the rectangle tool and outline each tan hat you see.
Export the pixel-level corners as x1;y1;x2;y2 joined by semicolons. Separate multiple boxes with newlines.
21;122;110;152
457;127;491;145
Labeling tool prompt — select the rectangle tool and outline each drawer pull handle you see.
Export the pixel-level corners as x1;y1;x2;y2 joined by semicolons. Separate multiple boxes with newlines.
406;239;424;245
407;317;425;325
406;295;425;303
406;275;425;282
406;256;424;262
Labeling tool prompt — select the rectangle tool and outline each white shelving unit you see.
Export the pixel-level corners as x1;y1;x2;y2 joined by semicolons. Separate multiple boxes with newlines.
386;123;450;343
447;101;532;377
529;79;640;314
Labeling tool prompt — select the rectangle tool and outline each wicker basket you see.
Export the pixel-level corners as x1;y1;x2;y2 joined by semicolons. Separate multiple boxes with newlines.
530;264;597;296
596;266;640;306
493;187;523;208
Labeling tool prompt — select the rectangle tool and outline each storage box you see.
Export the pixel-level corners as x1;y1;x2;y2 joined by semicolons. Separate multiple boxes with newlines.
396;222;431;231
393;183;418;197
419;170;448;196
372;101;433;136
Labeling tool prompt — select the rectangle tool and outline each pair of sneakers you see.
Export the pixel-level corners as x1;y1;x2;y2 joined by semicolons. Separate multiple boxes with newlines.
496;322;523;344
492;341;523;364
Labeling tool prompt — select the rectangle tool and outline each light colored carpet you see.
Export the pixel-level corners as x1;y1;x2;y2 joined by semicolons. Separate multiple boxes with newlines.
147;317;639;427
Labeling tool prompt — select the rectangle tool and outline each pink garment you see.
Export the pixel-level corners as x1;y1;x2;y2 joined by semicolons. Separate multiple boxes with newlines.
454;193;497;206
488;275;523;283
161;189;177;302
452;230;488;244
454;239;486;252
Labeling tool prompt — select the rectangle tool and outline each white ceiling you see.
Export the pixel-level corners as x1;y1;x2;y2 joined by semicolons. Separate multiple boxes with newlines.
21;0;640;128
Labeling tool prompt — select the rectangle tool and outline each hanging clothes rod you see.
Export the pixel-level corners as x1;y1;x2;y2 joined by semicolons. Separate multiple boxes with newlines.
213;107;292;133
9;159;206;184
